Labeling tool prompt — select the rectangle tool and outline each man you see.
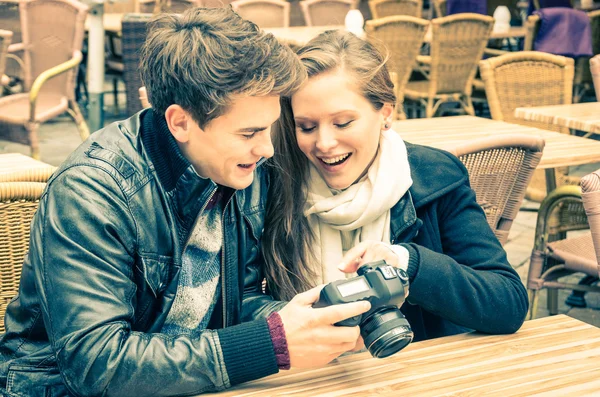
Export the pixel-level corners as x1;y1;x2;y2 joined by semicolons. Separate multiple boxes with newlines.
0;8;370;396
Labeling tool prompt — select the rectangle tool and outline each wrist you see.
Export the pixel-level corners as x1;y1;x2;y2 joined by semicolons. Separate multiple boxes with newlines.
388;244;410;272
267;312;290;370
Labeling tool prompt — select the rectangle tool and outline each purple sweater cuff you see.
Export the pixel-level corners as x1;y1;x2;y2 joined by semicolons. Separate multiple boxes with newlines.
267;312;291;370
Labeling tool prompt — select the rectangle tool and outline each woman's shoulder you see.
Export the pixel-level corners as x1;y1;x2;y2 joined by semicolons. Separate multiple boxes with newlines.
405;142;469;206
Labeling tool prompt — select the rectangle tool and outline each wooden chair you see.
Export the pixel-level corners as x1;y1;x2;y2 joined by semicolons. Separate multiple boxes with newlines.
368;0;422;18
0;0;90;160
525;10;600;103
0;181;46;333
478;51;576;202
365;16;429;120
0;29;12;89
527;167;600;319
404;13;493;118
231;0;291;27
449;134;545;246
299;0;358;26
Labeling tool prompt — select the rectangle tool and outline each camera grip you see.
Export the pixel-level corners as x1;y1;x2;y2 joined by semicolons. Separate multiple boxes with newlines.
335;314;362;327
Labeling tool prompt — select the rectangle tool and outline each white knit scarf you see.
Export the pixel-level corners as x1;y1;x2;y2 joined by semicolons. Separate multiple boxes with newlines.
304;129;413;285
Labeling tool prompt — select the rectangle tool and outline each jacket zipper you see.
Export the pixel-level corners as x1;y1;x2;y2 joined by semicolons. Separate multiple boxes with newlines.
221;193;235;328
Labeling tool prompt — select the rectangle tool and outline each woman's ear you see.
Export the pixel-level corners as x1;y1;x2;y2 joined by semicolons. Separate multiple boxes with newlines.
165;104;193;143
380;103;394;130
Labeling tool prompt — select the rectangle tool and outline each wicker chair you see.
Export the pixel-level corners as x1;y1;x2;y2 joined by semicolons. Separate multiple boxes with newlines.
365;16;429;120
299;0;358;26
404;14;493;118
0;181;46;333
449;134;545;246
139;0;201;13
526;168;600;319
0;29;12;89
368;0;422;18
525;11;600;103
122;13;153;117
478;51;576;203
592;54;600;99
0;0;90;160
231;0;291;27
432;0;447;17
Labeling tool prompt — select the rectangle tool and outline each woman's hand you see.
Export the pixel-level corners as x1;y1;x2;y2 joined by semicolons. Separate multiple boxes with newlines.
337;240;408;274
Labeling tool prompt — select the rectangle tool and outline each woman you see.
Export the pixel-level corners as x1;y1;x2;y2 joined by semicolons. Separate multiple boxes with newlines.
262;30;528;342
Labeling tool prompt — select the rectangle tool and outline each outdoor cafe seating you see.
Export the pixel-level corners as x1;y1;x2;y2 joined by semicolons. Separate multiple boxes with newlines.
1;0;600;394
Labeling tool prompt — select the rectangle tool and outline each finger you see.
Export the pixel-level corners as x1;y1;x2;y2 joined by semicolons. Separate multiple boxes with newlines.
314;300;371;324
337;241;373;272
305;325;362;344
351;336;365;352
292;284;325;305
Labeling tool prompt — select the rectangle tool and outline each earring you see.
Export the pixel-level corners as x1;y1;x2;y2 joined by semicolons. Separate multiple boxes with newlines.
384;123;390;129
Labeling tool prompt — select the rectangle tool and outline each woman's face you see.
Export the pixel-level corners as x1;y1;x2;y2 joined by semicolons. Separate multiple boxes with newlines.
291;69;393;190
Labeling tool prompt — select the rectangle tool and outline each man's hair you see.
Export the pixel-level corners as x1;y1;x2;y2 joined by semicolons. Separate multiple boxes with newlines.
140;7;306;128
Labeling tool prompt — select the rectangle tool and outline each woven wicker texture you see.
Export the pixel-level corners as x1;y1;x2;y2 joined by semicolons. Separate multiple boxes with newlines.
0;182;46;334
0;0;89;160
581;168;600;277
591;54;600;100
299;0;358;26
232;0;291;27
0;166;55;183
122;13;153;117
404;13;493;118
365;16;429;120
479;51;576;203
432;0;446;17
450;134;544;246
368;0;422;18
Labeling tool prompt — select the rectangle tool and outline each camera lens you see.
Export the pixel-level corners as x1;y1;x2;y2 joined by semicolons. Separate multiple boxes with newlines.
361;308;413;358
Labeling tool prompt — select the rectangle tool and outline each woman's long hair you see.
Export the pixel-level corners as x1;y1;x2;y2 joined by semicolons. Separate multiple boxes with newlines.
262;30;397;300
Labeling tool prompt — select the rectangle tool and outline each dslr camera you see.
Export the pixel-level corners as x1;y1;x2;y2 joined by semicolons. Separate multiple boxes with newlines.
314;260;413;358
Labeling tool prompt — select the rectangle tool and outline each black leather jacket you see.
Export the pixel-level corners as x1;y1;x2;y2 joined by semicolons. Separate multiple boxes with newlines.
0;110;284;397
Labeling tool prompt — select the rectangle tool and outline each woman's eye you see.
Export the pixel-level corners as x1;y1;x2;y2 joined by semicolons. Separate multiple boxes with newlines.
298;125;316;133
335;120;353;128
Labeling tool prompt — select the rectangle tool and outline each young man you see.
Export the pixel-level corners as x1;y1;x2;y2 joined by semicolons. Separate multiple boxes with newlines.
0;8;370;396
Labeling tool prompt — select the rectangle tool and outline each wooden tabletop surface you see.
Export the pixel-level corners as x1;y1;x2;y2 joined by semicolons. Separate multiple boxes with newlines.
0;153;55;182
515;102;600;135
392;115;600;170
207;315;600;396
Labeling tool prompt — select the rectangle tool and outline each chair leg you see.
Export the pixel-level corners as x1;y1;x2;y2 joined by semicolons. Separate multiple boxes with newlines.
27;122;41;160
527;289;539;320
68;99;91;141
463;96;475;116
425;99;435;118
547;289;559;315
113;78;119;116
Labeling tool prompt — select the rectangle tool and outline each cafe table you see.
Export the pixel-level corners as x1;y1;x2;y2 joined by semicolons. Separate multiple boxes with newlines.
206;315;600;396
0;153;56;182
514;102;600;137
392;115;600;192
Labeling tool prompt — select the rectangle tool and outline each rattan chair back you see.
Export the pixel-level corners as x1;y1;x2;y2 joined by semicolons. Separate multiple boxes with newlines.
231;0;291;27
0;182;46;334
368;0;422;18
449;134;545;246
365;16;429;119
429;14;493;95
122;13;153;117
299;0;358;26
0;29;12;87
591;54;600;99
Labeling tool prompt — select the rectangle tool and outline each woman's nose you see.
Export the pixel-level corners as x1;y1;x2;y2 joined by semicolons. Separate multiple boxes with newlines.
315;128;337;153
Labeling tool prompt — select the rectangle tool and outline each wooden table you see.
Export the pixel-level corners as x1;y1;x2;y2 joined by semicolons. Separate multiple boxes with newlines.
392;115;600;192
515;102;600;137
85;13;124;34
207;315;600;396
0;153;56;182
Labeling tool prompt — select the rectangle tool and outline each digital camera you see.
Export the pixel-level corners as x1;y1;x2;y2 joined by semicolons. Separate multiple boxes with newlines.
314;260;413;358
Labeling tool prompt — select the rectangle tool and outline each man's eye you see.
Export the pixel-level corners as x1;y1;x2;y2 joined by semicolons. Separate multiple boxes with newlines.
335;120;353;128
243;132;258;139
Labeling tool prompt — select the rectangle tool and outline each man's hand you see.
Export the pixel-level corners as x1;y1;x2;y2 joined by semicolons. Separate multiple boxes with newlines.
277;285;371;368
337;240;405;274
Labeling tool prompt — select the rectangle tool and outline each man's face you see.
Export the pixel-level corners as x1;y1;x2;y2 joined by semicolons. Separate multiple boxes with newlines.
178;95;280;190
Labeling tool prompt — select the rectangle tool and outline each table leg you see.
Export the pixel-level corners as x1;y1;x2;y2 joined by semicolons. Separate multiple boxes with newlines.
87;3;105;133
545;168;557;193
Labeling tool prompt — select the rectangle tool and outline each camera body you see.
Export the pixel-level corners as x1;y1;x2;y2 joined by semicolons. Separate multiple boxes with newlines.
314;260;413;358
